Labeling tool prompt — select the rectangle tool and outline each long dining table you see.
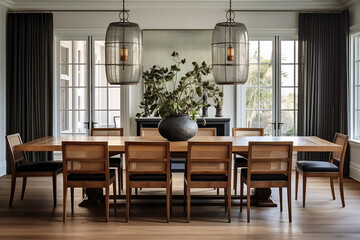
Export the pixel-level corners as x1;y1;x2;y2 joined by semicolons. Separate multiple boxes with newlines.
14;135;342;207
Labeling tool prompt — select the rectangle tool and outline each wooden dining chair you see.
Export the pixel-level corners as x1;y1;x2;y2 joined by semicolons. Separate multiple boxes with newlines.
5;133;63;207
91;128;124;193
295;133;349;207
196;128;217;136
140;128;162;137
240;141;293;222
232;128;264;195
62;141;117;222
184;141;232;223
125;141;172;222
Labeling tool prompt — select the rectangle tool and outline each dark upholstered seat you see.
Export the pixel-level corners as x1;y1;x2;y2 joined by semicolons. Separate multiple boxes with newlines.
67;169;116;181
190;174;228;182
241;168;288;181
129;174;167;182
297;161;339;172
109;156;122;164
235;156;248;164
16;161;63;172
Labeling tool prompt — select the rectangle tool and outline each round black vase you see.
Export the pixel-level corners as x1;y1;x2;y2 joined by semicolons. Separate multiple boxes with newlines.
158;114;198;141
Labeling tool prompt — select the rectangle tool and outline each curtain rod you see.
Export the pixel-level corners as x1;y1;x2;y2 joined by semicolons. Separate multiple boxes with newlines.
8;9;344;13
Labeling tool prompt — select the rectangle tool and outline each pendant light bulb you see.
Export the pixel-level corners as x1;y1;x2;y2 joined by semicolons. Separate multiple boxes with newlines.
120;46;128;61
227;46;234;61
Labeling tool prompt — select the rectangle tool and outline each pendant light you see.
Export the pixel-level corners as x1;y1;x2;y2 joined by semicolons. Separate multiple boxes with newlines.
105;0;143;85
212;0;249;85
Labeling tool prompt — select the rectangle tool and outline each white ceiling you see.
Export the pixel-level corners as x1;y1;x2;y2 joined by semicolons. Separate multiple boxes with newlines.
0;0;355;10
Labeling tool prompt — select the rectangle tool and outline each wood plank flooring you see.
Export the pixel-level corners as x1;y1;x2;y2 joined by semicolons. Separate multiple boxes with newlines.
1;172;360;240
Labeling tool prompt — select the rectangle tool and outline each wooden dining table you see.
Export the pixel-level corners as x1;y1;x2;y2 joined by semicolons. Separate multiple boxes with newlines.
14;135;342;207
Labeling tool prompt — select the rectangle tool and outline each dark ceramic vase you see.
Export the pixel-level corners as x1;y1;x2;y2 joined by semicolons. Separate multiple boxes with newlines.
158;114;198;141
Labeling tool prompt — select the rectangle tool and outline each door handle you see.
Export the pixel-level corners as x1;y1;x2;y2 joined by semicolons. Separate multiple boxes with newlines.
84;122;89;129
270;122;276;130
91;122;98;128
278;122;284;129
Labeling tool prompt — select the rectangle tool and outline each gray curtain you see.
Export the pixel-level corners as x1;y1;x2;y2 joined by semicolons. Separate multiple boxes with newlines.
297;10;350;175
6;13;53;173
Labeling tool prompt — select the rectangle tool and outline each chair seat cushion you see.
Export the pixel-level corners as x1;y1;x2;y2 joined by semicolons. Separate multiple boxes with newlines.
297;161;339;172
186;174;228;182
129;174;167;182
241;168;288;181
235;156;248;164
16;161;63;172
67;169;116;181
109;156;122;164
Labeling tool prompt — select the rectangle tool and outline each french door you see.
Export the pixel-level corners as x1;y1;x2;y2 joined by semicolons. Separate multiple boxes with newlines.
58;36;122;136
240;37;298;136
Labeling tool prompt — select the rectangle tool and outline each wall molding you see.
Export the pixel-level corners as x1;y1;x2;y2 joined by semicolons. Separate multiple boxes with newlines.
350;23;360;34
0;0;13;8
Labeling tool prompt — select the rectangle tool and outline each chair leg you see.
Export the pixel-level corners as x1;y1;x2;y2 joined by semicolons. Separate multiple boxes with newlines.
187;186;191;223
135;188;138;195
52;174;57;207
21;177;27;200
339;176;345;207
113;181;117;213
82;188;85;199
224;188;227;212
302;176;307;208
9;176;16;206
227;186;231;223
233;165;238;195
166;185;170;223
330;177;336;200
126;187;130;222
120;166;123;191
63;187;67;222
217;188;220;195
295;170;299;200
240;177;244;213
170;181;173;214
70;188;74;215
279;187;283;212
287;184;292;223
247;183;251;222
117;166;121;194
105;186;109;222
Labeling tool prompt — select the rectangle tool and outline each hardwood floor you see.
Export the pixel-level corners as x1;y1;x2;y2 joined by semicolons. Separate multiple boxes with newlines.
1;172;360;239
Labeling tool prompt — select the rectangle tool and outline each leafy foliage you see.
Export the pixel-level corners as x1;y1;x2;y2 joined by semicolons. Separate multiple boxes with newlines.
136;52;223;120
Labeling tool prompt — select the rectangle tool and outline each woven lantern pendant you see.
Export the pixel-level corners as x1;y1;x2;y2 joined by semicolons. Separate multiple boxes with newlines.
212;0;249;85
105;0;143;85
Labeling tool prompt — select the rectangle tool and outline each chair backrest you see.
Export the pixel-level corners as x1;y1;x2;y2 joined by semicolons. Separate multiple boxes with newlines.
247;142;293;178
140;128;162;137
187;141;232;178
62;141;109;182
196;128;217;136
125;141;170;178
5;133;27;175
232;128;264;137
330;133;349;173
91;128;123;136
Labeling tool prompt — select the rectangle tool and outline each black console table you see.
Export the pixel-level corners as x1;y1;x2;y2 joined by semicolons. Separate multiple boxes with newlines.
135;117;231;136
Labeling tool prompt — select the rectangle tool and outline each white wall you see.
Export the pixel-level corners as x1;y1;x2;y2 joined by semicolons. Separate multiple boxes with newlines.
0;5;7;176
53;9;298;136
350;0;360;30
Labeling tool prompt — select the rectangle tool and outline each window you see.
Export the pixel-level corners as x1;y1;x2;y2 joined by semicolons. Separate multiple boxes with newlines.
353;34;360;140
57;38;122;136
240;37;298;136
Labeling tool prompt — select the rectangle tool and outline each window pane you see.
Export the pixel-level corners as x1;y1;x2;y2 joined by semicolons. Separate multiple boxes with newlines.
246;87;258;109
260;110;273;134
94;41;105;64
281;110;295;136
95;88;108;109
109;111;121;128
60;87;72;110
72;41;87;64
260;88;272;109
72;111;87;133
94;64;108;87
94;111;108;128
281;88;295;110
260;65;272;86
246;110;259;128
355;110;360;139
60;111;72;133
109;88;121;110
60;41;71;63
281;65;295;87
249;41;258;64
260;41;273;64
247;65;259;86
73;88;87;110
281;41;295;63
295;41;298;64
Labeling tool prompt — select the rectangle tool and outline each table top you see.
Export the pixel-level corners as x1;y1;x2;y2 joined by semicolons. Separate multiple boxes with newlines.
14;136;342;153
